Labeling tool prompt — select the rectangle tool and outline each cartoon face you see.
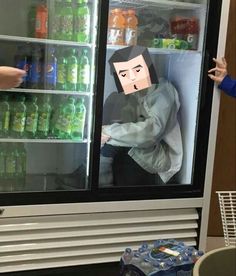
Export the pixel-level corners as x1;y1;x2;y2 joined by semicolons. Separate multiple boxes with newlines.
113;54;152;94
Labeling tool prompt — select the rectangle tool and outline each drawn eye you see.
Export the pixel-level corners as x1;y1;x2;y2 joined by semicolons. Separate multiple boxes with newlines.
121;74;126;77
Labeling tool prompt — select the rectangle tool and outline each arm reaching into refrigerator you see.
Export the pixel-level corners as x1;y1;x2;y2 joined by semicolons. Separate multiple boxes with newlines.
0;66;26;89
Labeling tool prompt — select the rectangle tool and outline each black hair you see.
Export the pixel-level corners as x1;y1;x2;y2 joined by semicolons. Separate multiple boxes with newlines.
109;46;158;93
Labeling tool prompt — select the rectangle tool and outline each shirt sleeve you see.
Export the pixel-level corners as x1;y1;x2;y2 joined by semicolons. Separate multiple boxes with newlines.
103;104;172;148
218;75;236;98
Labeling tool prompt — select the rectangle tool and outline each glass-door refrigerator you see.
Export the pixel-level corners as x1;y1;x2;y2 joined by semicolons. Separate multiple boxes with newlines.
0;0;230;274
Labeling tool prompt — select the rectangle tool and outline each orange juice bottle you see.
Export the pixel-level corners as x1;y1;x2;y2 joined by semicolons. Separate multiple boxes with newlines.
35;3;48;38
125;9;138;46
107;8;125;45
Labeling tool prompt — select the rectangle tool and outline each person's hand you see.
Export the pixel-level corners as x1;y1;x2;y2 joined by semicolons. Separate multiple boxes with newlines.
208;57;227;84
0;66;26;89
101;133;111;145
101;125;111;146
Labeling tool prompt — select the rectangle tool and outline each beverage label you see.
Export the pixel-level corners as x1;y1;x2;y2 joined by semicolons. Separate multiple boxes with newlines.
26;113;38;133
17;60;30;82
67;64;78;84
57;64;67;84
51;15;60;38
4;111;10;131
159;246;180;257
30;62;41;84
38;112;50;132
107;28;124;45
78;65;90;85
187;34;198;50
60;115;74;133
72;113;85;138
6;157;16;174
125;28;137;46
74;15;90;36
45;62;57;85
61;15;73;35
0;156;5;175
36;11;48;37
12;113;26;133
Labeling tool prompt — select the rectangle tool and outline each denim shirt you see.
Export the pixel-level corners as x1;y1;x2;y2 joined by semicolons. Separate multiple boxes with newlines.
103;78;183;183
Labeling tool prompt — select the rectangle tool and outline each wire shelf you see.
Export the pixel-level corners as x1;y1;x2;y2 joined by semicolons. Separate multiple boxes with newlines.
216;191;236;247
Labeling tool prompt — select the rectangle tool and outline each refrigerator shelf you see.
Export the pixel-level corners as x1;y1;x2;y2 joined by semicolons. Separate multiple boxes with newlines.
1;88;92;96
107;45;202;55
0;35;93;48
111;0;204;9
0;139;88;144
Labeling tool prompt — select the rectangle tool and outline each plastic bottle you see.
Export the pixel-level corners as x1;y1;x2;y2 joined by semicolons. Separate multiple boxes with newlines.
29;47;43;89
59;0;74;41
15;144;26;187
10;95;26;138
125;9;138;46
186;17;199;50
77;49;90;92
56;49;67;90
170;16;187;40
37;94;52;138
25;95;39;138
107;8;125;45
71;97;86;140
57;96;75;139
66;48;78;91
0;143;6;180
35;2;48;39
28;4;37;37
15;46;31;89
0;94;10;138
5;144;17;180
73;0;91;43
122;248;133;264
44;47;57;90
50;0;62;39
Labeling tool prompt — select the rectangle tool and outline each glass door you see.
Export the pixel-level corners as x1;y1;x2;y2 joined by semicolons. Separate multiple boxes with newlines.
98;0;210;189
0;0;99;193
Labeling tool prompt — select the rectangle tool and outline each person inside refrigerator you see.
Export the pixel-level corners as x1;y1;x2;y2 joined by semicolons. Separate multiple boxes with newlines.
0;66;25;89
208;57;236;98
99;46;183;186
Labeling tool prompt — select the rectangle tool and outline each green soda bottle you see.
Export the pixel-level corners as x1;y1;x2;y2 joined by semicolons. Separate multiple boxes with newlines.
37;94;52;138
78;49;90;92
59;0;73;41
5;144;16;180
66;49;78;91
74;0;91;42
0;94;10;138
58;96;75;139
56;49;67;90
25;95;39;138
15;144;26;187
10;95;26;138
28;4;37;37
50;0;62;39
0;143;6;181
51;99;63;137
71;97;86;140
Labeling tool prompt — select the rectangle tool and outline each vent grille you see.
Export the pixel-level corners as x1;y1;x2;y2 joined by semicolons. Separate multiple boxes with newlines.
0;208;199;273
